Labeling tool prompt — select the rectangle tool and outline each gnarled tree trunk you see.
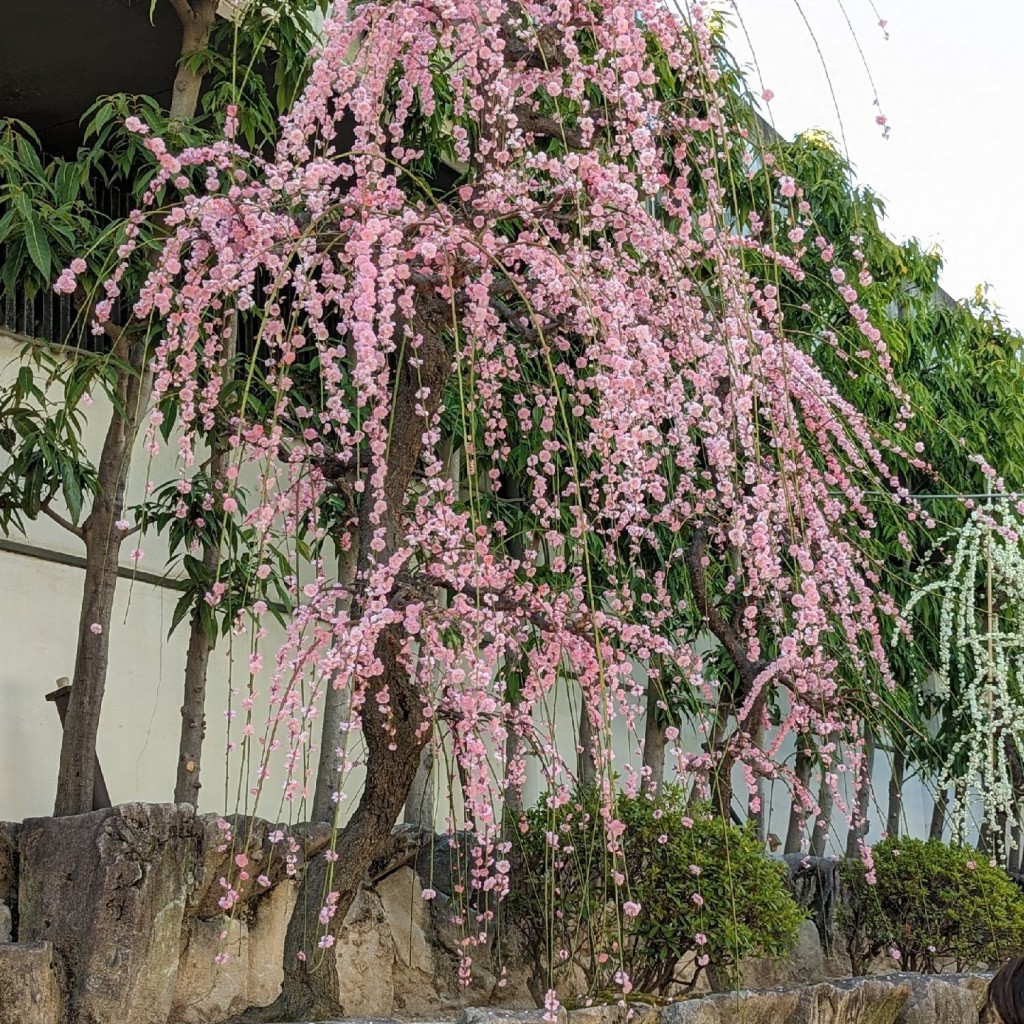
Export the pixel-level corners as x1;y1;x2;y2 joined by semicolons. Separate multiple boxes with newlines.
265;300;451;1020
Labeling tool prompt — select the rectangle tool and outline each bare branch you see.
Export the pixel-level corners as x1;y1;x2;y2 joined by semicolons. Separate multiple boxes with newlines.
41;501;84;540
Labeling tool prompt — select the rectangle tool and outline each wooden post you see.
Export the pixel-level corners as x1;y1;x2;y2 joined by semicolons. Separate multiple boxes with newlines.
45;679;111;811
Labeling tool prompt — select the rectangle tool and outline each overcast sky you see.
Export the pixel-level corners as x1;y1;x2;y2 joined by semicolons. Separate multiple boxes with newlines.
728;0;1024;332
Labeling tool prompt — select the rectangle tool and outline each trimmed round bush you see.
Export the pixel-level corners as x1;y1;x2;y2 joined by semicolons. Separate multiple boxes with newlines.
509;786;804;996
841;836;1024;973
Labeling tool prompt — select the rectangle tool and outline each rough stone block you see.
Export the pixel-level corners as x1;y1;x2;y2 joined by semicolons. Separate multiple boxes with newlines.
18;803;196;1024
170;916;249;1024
0;941;64;1024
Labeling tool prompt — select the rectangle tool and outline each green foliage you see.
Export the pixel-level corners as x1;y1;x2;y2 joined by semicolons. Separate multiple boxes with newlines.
138;474;297;641
840;837;1024;973
509;788;804;996
0;347;97;531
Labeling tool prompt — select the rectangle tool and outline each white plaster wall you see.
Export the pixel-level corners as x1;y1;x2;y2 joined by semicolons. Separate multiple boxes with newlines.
0;329;947;846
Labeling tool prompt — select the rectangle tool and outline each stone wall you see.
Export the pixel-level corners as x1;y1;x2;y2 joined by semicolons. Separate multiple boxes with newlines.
0;804;998;1024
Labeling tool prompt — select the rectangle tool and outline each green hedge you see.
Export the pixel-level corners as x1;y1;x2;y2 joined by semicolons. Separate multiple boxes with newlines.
840;836;1024;973
509;786;804;996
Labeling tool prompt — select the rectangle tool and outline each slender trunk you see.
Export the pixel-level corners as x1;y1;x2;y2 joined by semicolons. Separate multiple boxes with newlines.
55;2;213;817
886;744;905;838
749;721;766;842
169;0;219;121
785;737;814;855
174;320;236;807
929;787;948;842
1010;821;1022;875
641;675;667;796
810;767;833;858
311;544;359;823
54;340;150;817
845;724;874;858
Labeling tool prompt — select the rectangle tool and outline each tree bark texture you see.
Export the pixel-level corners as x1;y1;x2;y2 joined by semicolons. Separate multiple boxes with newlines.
267;300;451;1020
54;340;150;816
785;737;814;855
168;0;219;121
642;676;667;795
810;766;834;858
886;744;905;838
311;544;359;824
845;724;874;858
174;321;236;807
929;787;948;842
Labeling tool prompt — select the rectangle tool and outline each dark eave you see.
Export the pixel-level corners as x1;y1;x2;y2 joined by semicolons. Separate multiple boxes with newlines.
0;0;184;157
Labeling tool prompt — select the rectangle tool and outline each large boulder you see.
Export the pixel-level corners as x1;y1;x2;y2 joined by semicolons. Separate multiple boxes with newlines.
892;973;985;1024
170;916;250;1024
18;803;197;1024
0;941;65;1024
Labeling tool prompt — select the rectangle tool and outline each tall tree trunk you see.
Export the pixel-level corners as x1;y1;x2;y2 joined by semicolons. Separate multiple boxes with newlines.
265;298;451;1020
174;320;236;807
885;744;905;838
845;724;875;858
810;767;833;858
642;675;667;796
54;339;150;816
785;737;814;855
54;1;215;817
168;0;219;121
930;787;948;842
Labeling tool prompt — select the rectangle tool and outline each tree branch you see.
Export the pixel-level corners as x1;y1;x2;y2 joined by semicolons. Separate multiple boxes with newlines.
685;527;767;703
41;501;84;540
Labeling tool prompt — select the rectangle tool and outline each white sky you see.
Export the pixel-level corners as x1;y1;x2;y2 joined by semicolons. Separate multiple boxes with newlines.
728;0;1024;331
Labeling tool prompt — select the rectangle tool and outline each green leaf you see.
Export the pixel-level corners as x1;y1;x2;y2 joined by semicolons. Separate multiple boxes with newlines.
23;217;51;282
169;591;194;638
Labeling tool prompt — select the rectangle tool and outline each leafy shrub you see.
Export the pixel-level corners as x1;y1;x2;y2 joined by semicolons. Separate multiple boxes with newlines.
508;786;804;996
840;836;1024;973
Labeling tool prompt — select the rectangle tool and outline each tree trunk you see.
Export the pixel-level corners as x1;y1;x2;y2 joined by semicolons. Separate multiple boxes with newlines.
577;696;598;788
885;744;905;838
169;0;219;121
275;626;429;1019
749;721;766;843
845;724;874;858
311;544;359;823
54;340;150;817
810;768;833;858
54;0;214;817
264;298;451;1019
785;737;814;855
642;676;667;796
174;320;236;807
929;788;948;842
